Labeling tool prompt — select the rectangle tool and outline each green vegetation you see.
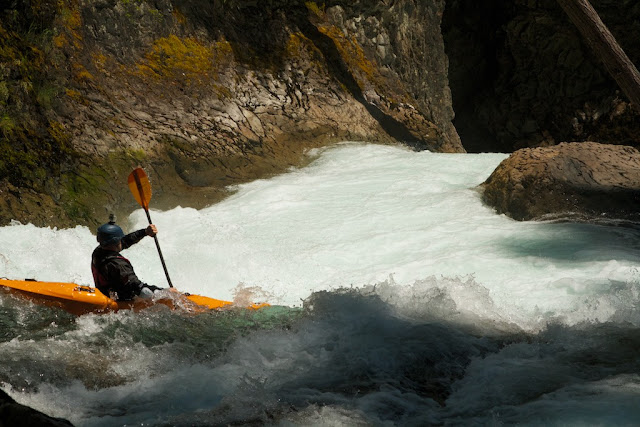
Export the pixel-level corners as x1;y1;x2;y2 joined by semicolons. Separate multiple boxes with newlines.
124;148;146;163
61;165;106;221
119;0;163;22
0;121;73;188
0;1;79;194
0;81;9;104
35;82;61;109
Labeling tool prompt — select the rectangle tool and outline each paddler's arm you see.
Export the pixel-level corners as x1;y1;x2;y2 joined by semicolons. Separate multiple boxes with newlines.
120;225;158;250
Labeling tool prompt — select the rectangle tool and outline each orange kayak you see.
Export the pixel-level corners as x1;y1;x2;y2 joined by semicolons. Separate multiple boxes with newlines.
0;278;267;315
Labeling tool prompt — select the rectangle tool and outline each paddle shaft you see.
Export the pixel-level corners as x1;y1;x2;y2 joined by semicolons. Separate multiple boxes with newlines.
132;171;174;288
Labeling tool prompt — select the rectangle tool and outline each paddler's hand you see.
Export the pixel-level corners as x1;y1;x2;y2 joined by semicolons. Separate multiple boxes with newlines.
146;224;158;237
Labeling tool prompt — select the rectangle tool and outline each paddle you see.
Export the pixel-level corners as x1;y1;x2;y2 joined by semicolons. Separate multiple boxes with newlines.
128;167;174;288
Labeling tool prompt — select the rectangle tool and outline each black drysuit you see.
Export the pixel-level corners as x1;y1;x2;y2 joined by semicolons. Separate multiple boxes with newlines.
91;229;160;300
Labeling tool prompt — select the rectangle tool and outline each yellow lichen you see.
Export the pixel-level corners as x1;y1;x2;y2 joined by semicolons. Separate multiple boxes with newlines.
316;23;401;99
214;39;233;57
305;1;325;19
139;35;213;80
56;6;83;49
65;88;83;102
65;8;82;30
48;120;71;149
135;35;234;85
286;32;311;57
92;53;108;70
318;25;376;82
53;33;67;48
213;83;232;100
173;7;187;26
72;63;94;82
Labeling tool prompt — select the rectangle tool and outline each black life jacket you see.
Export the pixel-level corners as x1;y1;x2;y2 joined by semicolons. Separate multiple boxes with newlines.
91;254;130;298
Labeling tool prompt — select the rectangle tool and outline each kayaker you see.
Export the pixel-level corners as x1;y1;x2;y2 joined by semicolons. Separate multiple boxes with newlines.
91;218;163;301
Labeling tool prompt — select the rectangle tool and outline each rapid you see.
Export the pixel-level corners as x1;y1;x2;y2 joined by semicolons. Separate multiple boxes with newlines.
1;142;640;426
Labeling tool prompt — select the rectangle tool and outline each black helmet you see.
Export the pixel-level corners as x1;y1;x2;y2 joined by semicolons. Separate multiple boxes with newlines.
97;217;125;247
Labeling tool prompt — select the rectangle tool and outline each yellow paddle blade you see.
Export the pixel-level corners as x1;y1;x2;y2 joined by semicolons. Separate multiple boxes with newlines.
128;167;152;209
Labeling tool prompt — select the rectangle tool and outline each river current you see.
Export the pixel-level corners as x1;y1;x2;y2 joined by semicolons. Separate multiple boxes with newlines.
1;142;640;426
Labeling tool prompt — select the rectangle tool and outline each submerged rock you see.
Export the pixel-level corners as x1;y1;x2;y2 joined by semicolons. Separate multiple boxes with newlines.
480;142;640;221
0;389;73;426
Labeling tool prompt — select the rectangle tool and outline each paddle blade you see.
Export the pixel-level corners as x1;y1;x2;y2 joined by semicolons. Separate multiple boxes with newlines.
128;167;152;209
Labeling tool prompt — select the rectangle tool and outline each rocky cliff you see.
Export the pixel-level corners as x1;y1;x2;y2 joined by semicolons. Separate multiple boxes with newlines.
443;0;640;152
1;0;461;228
2;0;640;228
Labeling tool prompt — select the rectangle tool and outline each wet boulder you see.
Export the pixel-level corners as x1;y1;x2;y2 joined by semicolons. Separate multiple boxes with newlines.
480;142;640;221
0;389;73;426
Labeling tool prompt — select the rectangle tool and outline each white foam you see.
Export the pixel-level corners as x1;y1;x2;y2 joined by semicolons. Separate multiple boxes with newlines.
1;142;640;329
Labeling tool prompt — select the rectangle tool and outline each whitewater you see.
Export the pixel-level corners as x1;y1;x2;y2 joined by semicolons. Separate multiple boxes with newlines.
1;142;640;426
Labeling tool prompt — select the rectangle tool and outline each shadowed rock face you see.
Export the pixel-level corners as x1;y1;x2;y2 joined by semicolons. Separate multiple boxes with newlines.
0;389;74;426
481;142;640;221
443;0;640;153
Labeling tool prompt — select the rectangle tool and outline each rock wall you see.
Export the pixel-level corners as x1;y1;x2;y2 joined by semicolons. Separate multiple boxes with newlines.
443;0;640;152
0;0;462;228
5;0;640;227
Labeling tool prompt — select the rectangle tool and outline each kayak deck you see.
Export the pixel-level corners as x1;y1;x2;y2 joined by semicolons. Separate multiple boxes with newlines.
0;278;267;315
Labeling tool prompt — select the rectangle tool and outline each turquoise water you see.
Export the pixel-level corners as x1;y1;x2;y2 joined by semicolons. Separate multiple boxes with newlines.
1;142;640;425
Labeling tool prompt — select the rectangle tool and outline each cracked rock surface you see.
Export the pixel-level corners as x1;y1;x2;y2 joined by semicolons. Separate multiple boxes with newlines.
0;0;463;228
